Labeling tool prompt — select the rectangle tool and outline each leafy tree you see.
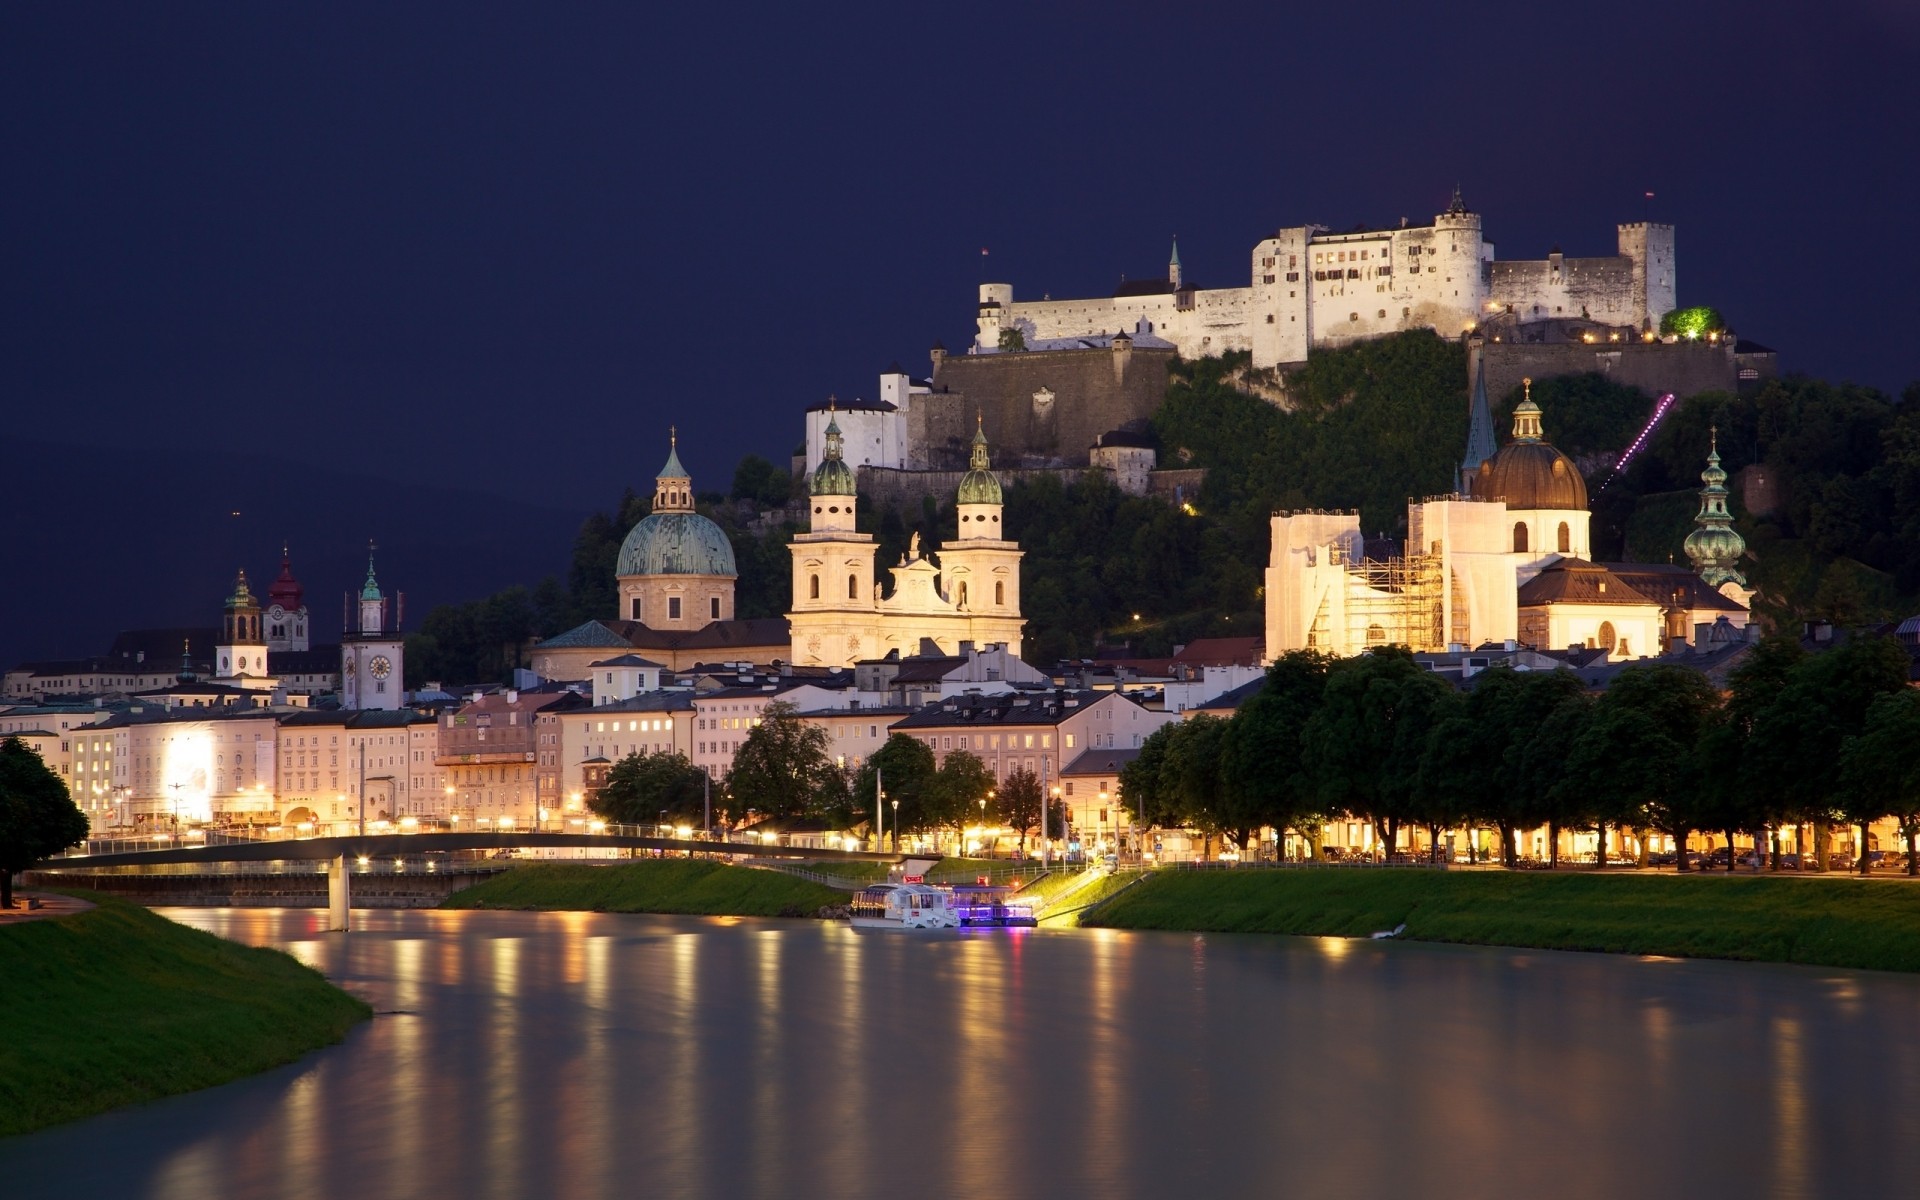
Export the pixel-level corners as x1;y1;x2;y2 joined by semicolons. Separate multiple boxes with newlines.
726;702;845;823
1569;665;1724;871
1160;716;1240;849
934;749;996;848
1119;722;1179;829
1840;690;1920;876
1221;651;1334;855
730;454;792;508
997;326;1026;352
588;751;712;829
1659;306;1726;338
1418;666;1587;867
0;737;88;908
1303;648;1451;859
995;767;1067;854
1747;636;1910;872
1514;689;1596;868
853;734;939;848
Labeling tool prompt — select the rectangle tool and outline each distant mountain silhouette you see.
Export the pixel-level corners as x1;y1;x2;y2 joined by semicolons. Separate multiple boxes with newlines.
0;435;593;673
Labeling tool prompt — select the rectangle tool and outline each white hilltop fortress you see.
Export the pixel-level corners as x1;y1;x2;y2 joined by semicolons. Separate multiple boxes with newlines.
975;190;1675;369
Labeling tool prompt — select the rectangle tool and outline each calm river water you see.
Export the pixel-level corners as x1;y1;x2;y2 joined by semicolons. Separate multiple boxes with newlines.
5;908;1920;1199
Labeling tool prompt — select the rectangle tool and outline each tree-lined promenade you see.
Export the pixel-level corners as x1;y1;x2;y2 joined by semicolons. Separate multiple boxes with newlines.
1122;635;1920;874
585;701;1062;853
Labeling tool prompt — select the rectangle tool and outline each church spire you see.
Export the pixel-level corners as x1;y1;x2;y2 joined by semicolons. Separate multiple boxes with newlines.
1460;350;1498;491
1683;427;1747;587
1168;236;1183;289
653;431;694;512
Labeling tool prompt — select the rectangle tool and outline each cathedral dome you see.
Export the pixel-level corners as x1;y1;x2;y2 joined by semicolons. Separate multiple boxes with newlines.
617;512;737;578
1471;389;1587;512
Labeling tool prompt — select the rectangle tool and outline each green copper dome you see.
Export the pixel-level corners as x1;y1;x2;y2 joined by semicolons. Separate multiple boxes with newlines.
616;511;737;578
957;422;1002;505
226;570;259;610
810;415;857;497
1683;429;1747;587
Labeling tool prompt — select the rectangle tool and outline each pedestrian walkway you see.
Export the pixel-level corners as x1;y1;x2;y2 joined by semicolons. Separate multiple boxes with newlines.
0;891;96;924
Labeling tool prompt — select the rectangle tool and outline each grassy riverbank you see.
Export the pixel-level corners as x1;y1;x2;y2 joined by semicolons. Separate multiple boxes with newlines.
0;894;370;1138
442;860;844;917
1083;869;1920;973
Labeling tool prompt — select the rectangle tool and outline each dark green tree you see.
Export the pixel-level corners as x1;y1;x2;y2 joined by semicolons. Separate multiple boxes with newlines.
853;734;939;848
1119;722;1179;829
726;702;845;822
934;749;995;849
1568;664;1724;871
1747;636;1910;873
1840;690;1920;875
1303;648;1451;860
995;767;1066;854
1221;651;1334;857
0;737;89;909
588;751;712;829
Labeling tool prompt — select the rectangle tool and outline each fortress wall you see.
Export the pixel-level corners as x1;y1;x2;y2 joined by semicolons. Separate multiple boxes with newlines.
1489;257;1642;326
922;346;1175;468
856;465;1114;514
1480;341;1740;406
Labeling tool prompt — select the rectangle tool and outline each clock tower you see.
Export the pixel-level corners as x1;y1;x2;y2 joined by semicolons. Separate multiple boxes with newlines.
341;546;405;711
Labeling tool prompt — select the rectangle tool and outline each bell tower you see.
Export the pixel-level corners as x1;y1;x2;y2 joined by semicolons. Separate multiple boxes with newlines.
341;544;405;710
216;569;268;681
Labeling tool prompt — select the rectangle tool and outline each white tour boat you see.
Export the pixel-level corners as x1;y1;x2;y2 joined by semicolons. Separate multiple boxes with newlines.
848;882;960;930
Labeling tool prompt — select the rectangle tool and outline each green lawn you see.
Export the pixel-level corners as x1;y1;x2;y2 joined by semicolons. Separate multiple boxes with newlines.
1084;868;1920;972
0;894;370;1138
442;860;844;917
789;857;1037;885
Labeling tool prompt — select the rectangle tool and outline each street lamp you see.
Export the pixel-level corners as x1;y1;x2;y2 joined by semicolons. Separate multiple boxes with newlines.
891;798;900;854
168;782;184;835
1051;784;1063;865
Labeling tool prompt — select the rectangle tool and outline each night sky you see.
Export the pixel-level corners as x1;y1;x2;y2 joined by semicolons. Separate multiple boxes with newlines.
5;2;1916;668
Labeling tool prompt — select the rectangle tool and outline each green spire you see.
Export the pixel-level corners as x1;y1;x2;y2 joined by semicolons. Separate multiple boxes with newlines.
1683;428;1747;588
225;569;257;610
957;414;1003;506
809;406;857;497
1169;236;1181;268
657;426;689;480
360;543;383;601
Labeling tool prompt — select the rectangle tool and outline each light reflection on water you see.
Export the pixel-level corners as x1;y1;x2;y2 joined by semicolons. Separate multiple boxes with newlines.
3;908;1919;1200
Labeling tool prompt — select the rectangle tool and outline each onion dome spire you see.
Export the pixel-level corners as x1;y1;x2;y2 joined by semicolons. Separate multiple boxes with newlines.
1683;427;1747;587
810;403;857;497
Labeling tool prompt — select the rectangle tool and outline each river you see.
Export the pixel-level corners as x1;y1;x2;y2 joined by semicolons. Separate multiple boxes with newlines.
5;908;1919;1198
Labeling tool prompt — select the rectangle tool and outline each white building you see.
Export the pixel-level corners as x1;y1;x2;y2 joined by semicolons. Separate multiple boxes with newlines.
801;369;924;480
341;551;405;711
975;194;1676;368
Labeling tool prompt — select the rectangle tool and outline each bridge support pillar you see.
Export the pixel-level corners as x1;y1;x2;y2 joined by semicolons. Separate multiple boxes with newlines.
328;855;351;931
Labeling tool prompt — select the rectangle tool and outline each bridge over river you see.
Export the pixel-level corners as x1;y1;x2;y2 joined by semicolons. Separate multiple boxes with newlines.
32;830;914;930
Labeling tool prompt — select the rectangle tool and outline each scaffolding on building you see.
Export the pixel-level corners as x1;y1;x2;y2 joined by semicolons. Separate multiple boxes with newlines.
1341;552;1446;653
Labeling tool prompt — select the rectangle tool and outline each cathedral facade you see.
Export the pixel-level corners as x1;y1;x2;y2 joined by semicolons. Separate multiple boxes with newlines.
787;416;1024;668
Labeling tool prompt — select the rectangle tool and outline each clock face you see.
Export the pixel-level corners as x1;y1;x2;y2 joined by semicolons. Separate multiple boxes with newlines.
370;655;392;680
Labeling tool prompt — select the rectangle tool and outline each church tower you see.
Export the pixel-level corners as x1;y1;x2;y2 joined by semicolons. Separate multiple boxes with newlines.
341;546;405;710
1168;236;1183;290
940;419;1024;627
216;570;268;682
264;544;310;652
1683;428;1748;589
788;414;879;665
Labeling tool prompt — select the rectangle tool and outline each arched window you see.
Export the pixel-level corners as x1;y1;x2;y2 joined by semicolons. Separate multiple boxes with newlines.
956;582;968;609
809;574;820;600
995;581;1005;606
1597;621;1617;652
1557;522;1571;554
848;574;858;600
1513;522;1529;553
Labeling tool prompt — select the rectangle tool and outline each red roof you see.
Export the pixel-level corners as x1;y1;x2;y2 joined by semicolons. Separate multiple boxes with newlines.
1171;637;1264;667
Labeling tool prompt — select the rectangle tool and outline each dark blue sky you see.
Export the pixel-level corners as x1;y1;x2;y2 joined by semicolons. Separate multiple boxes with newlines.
4;1;1916;662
